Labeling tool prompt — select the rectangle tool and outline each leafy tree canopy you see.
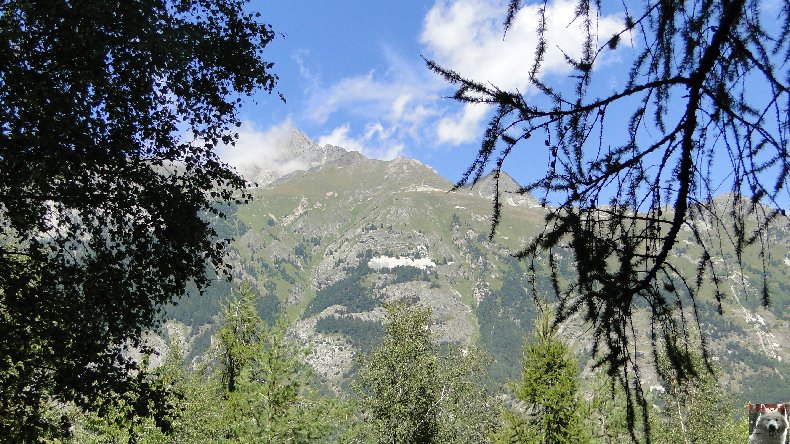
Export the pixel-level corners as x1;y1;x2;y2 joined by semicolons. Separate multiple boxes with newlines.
650;350;748;444
217;281;264;394
428;0;789;429
0;0;278;438
215;283;342;443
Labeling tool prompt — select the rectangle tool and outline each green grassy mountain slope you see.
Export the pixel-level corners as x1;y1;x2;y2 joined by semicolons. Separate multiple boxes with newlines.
164;130;790;404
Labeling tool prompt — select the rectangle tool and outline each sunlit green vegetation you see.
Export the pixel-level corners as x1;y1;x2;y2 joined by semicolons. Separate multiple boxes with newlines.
33;286;749;443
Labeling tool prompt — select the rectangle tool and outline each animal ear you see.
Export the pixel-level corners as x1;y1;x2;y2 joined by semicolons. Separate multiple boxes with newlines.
780;404;787;414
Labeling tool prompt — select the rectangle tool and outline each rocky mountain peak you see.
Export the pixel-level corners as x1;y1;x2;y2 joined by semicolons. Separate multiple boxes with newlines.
171;132;790;399
244;129;349;186
285;128;315;152
469;171;540;208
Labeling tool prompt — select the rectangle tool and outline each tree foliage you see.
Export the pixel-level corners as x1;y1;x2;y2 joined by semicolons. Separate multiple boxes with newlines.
650;351;747;444
215;282;342;443
355;304;440;443
493;314;590;444
67;349;185;444
69;284;344;443
0;0;278;438
586;373;647;444
46;300;751;443
354;303;498;444
428;0;790;430
218;282;263;394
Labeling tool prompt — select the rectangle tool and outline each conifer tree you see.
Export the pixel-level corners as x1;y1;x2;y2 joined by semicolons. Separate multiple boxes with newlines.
427;0;790;432
355;303;497;444
493;314;589;444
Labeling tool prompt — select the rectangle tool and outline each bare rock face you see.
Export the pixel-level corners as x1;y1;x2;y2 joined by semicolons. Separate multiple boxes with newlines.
290;306;357;392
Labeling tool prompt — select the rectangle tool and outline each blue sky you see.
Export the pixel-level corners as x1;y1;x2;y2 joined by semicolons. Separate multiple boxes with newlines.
218;0;633;186
220;0;787;205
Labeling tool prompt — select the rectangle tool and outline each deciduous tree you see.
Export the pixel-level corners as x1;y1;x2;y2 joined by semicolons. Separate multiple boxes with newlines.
354;303;498;444
355;304;440;444
218;282;263;394
650;351;747;444
216;283;342;443
0;0;278;438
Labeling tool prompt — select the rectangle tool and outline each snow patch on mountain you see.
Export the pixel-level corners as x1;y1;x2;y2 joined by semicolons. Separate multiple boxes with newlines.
368;255;436;270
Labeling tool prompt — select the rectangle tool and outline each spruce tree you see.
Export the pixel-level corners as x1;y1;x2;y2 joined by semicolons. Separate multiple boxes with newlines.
494;314;589;444
355;303;497;444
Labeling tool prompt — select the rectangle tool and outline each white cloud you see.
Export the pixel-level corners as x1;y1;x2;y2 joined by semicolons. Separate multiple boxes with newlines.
421;0;627;142
318;123;404;160
303;46;446;160
292;49;320;94
436;103;490;146
216;119;309;174
307;72;405;125
294;1;630;154
306;47;444;130
317;125;359;150
422;0;626;89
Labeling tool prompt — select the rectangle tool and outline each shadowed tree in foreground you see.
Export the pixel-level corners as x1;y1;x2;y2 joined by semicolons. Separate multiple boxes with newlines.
428;0;789;435
0;0;278;439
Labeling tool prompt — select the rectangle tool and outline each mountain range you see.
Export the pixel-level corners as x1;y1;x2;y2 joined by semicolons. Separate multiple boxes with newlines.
159;129;790;404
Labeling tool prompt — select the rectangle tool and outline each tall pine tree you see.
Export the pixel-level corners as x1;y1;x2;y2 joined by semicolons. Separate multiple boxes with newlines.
494;314;590;444
355;303;497;444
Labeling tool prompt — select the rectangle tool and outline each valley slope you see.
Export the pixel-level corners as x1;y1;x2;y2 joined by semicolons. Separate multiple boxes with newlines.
163;130;790;404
